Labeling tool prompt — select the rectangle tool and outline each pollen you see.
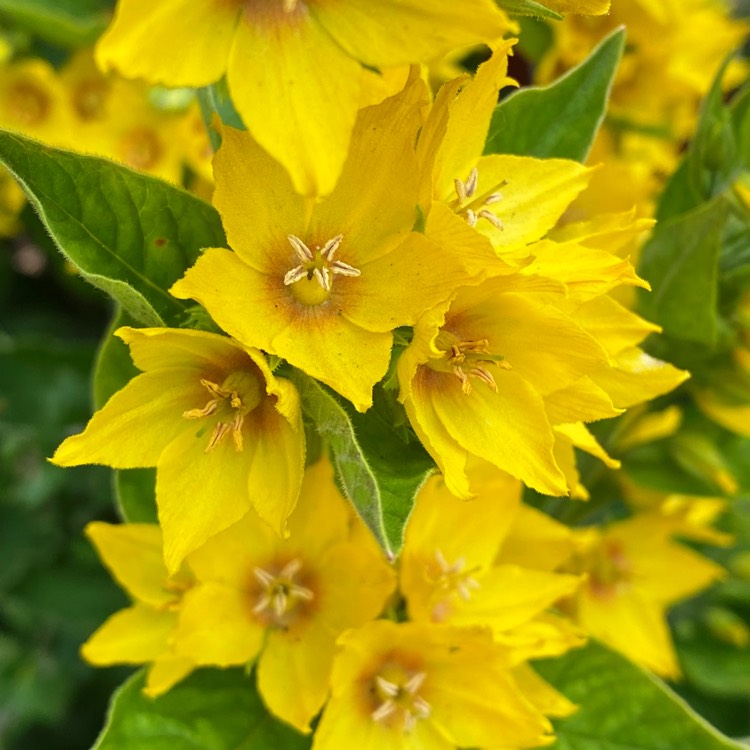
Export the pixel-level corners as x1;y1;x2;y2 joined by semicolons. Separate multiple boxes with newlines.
371;664;431;733
252;558;315;628
453;166;507;231
283;233;360;305
432;331;511;395
182;370;263;453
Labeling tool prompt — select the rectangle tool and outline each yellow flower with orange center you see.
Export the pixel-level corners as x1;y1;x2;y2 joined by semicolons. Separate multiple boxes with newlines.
96;0;511;196
52;327;305;573
172;76;482;411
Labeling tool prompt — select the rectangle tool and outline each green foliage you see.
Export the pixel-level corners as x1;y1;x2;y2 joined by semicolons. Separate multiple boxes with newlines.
0;0;112;48
485;27;624;161
0;130;226;328
537;640;749;750
290;372;433;557
93;669;311;750
496;0;563;20
638;197;728;348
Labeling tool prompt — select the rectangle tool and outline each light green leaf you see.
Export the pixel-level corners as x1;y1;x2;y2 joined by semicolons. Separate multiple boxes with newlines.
0;130;226;327
290;373;433;557
537;640;748;750
0;0;111;47
496;0;563;20
638;197;728;346
93;668;310;750
485;27;624;161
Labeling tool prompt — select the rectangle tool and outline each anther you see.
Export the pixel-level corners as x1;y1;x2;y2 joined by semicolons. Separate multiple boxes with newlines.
478;209;504;231
288;234;313;262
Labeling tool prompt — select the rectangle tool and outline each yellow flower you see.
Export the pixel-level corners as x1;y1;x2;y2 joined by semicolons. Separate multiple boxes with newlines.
81;522;195;697
0;57;72;146
172;459;396;732
401;468;580;636
96;0;510;196
543;0;610;11
563;513;725;677
51;327;305;572
172;78;481;411
60;50;207;184
312;620;555;750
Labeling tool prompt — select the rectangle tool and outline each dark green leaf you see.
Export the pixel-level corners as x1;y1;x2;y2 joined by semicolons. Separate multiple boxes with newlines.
93;669;311;750
496;0;563;20
290;373;433;557
638;197;728;346
114;469;157;524
0;130;226;327
485;27;624;161
0;0;112;47
537;640;748;750
93;307;138;411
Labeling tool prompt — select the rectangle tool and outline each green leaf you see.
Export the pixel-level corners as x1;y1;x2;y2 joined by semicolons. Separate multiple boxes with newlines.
93;668;311;750
290;372;433;557
496;0;563;20
197;79;246;152
657;58;740;223
0;0;112;47
485;27;625;161
0;130;226;327
637;197;728;346
536;640;748;750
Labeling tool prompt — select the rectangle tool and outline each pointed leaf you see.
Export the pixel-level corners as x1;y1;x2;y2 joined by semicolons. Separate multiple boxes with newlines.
536;640;748;750
93;669;310;750
638;197;728;346
290;372;433;557
0;130;226;327
485;27;624;161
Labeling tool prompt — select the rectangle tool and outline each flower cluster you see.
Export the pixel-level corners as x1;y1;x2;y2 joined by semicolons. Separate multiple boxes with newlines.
3;0;746;747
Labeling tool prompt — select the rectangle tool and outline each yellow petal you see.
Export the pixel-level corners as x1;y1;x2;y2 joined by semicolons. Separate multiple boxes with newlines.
472;155;591;252
258;624;337;733
116;326;250;373
544;0;610;13
51;369;205;469
144;655;195;698
513;663;578;718
554;422;621;470
174;583;264;666
695;391;750;437
544;377;623;424
210;125;307;272
499;503;575;572
81;604;175;665
227;12;362;196
156;422;258;574
431;368;567;496
312;0;509;68
95;0;237;86
85;522;171;607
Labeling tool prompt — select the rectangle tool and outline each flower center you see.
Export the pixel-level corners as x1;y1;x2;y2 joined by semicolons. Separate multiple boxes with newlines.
182;370;263;452
453;167;506;231
73;79;108;121
283;233;360;306
121;126;162;170
431;330;511;394
252;558;314;628
371;664;431;733
425;549;481;622
573;539;633;600
8;81;50;126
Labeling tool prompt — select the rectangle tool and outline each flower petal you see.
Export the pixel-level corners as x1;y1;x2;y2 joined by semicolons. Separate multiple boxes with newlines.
175;583;264;666
51;369;205;469
95;0;237;86
81;604;175;665
227;12;362;196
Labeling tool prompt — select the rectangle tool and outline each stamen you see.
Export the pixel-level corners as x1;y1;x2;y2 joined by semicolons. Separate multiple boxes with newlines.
313;267;330;291
252;559;314;626
413;697;431;719
331;260;361;277
465;208;478;227
287;234;313;262
253;567;276;586
206;421;231;452
372;700;397;723
484;192;503;205
282;0;299;11
465;167;478;198
283;265;307;286
375;676;400;698
478;209;504;231
405;672;426;694
469;366;498;392
320;233;343;261
280;559;302;579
